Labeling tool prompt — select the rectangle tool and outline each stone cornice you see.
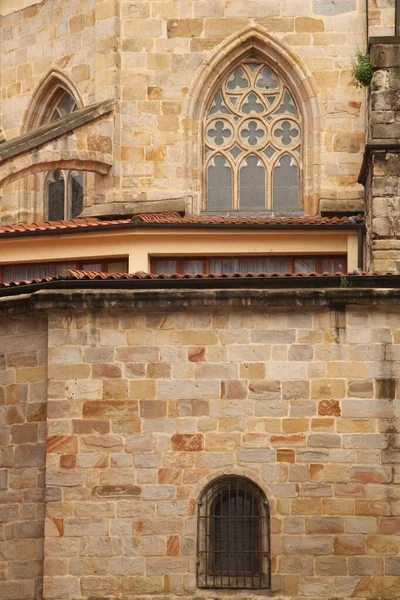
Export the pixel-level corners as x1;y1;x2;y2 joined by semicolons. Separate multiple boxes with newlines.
2;287;400;316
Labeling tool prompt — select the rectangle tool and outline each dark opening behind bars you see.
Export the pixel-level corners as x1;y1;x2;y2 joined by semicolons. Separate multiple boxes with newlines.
197;476;270;589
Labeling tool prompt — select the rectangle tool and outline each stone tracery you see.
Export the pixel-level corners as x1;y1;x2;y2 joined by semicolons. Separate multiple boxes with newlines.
205;59;301;212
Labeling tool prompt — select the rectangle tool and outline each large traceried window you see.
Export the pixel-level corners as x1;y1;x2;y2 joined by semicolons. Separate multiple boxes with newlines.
205;59;301;213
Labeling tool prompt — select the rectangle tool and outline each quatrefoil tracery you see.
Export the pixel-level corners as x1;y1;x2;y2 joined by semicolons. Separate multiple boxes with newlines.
205;59;302;211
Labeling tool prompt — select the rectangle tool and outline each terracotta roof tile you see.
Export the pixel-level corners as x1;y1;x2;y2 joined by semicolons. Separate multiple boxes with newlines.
0;213;364;237
0;268;394;290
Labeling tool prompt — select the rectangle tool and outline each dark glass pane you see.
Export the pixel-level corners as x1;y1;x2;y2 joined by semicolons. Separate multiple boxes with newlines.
273;154;299;210
241;92;264;114
210;257;289;274
207;155;233;211
48;173;65;220
239;155;266;210
3;261;76;283
50;92;77;122
81;263;102;271
71;171;84;218
57;93;76;117
226;67;249;91
182;260;205;274
321;257;346;273
107;260;129;273
153;260;178;274
294;258;317;274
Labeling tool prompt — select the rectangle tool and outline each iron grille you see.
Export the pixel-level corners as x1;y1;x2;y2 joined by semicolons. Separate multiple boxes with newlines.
197;476;270;589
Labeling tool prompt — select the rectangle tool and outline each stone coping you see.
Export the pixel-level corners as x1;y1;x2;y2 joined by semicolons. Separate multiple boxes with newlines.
358;142;400;185
2;286;400;316
0;99;114;163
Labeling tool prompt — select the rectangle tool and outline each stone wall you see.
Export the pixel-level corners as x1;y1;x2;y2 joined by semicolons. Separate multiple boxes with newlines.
361;41;400;272
0;315;48;600
0;0;367;222
1;298;397;599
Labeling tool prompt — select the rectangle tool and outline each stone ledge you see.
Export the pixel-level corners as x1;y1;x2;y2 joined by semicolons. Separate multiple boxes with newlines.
358;142;400;185
81;197;187;219
319;199;364;215
370;39;400;68
3;287;400;316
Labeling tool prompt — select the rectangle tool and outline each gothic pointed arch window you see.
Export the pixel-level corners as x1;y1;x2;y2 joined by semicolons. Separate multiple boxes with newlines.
205;58;301;213
22;73;85;221
44;92;83;220
197;476;271;589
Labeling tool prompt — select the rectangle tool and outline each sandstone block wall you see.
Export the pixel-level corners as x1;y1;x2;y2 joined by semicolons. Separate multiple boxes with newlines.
0;316;47;600
0;0;369;222
1;303;398;599
363;41;400;272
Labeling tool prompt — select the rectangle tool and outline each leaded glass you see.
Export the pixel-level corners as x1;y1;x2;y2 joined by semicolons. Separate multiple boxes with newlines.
71;171;83;218
272;154;299;211
47;94;84;220
207;154;233;211
47;171;65;221
239;155;266;210
205;59;301;211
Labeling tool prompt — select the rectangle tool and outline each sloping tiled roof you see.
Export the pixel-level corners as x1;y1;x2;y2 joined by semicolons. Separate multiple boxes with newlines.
0;213;364;237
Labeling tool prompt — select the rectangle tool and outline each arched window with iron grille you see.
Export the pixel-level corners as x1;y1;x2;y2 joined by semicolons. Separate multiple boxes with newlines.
197;476;270;589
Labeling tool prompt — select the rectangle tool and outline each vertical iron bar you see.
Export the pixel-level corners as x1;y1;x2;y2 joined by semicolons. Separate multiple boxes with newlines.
205;490;209;587
242;480;247;587
228;479;231;588
213;485;216;587
221;482;224;588
251;484;254;589
236;478;238;588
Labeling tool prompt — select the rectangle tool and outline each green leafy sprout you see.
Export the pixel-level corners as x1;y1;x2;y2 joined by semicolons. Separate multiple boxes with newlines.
351;48;373;88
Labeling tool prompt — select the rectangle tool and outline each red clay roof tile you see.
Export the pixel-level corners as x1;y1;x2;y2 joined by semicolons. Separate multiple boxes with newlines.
0;213;364;236
0;268;394;290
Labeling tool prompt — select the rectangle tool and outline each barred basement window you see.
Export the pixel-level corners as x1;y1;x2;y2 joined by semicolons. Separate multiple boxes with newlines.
197;476;270;589
205;59;301;212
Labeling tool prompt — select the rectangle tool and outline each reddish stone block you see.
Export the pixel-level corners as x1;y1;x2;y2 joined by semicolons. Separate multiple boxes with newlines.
188;346;205;362
355;499;390;516
318;399;341;416
167;535;180;556
92;364;122;378
306;516;344;534
46;436;78;454
158;468;182;484
171;434;203;452
277;449;295;463
60;455;77;469
11;423;38;443
72;420;110;434
380;518;400;535
334;535;365;555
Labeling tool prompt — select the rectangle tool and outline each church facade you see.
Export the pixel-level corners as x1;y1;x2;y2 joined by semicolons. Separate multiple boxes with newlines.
1;1;400;599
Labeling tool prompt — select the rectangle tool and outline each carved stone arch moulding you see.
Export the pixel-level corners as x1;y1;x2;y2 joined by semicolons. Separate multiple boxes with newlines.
22;69;83;133
187;466;277;518
183;25;322;215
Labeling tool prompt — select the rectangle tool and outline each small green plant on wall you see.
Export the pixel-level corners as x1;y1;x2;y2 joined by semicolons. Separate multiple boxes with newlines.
351;48;373;88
